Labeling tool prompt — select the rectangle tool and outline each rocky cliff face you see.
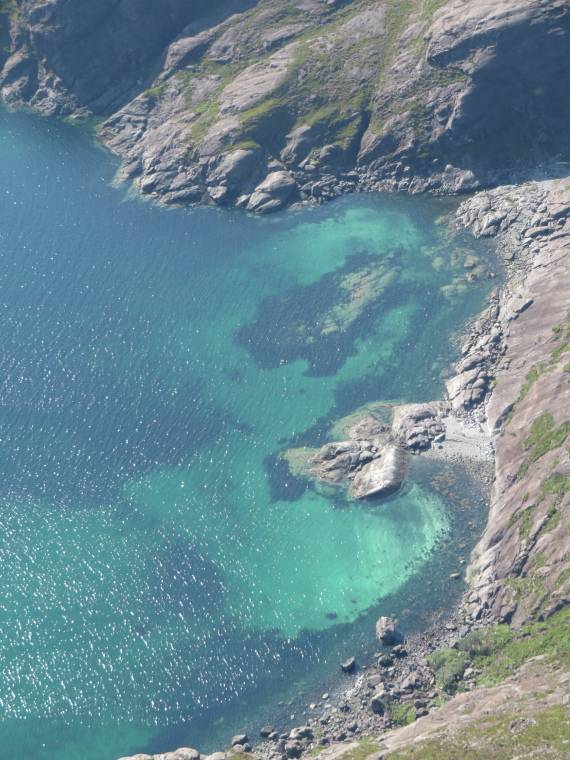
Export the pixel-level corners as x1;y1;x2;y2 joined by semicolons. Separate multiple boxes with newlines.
1;0;568;212
458;178;570;630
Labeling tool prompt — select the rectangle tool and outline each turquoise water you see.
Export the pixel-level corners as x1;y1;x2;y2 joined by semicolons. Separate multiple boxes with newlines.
0;106;494;759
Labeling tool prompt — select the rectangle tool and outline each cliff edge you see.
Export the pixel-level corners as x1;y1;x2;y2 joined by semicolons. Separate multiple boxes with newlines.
0;0;568;211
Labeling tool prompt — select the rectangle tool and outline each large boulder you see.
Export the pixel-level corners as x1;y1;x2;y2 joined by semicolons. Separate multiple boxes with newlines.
392;403;445;450
351;444;406;499
371;690;388;715
307;414;407;500
246;171;297;213
375;616;395;646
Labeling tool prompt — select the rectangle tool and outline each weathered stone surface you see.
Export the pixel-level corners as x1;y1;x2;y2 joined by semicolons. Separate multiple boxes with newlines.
375;616;395;646
351;444;407;499
455;177;570;628
308;415;407;500
370;691;387;715
289;726;313;741
284;740;303;758
392;403;445;450
219;42;299;114
246;171;297;213
2;0;570;212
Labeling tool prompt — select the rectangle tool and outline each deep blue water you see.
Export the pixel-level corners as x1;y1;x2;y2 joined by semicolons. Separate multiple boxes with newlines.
0;106;495;760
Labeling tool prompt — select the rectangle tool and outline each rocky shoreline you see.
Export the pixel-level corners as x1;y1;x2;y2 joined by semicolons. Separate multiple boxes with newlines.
116;176;570;760
2;0;569;218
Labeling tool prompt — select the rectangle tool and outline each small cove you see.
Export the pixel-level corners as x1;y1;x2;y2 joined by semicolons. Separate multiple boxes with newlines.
0;106;497;760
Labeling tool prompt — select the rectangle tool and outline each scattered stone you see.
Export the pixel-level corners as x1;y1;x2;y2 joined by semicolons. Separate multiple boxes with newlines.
260;727;275;738
341;657;356;673
284;740;302;758
371;691;387;715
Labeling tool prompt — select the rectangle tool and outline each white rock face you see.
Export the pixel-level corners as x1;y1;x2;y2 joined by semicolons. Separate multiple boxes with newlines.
246;171;297;213
351;444;407;499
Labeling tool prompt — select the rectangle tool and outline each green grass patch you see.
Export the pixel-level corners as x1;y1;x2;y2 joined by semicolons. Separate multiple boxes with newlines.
392;704;416;727
520;504;536;539
537;472;570;505
463;606;570;686
516;413;570;480
337;741;380;760
523;414;570;461
516;364;545;402
427;648;468;693
142;82;167;102
387;706;570;760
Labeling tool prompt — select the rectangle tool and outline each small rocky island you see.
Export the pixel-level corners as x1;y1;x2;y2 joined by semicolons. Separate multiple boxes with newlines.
289;403;446;501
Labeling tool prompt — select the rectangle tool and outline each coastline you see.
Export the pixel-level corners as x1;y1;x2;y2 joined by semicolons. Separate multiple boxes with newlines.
117;175;570;760
117;176;570;760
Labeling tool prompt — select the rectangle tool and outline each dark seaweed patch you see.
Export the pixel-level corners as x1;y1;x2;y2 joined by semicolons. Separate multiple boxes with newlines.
263;450;310;502
234;250;401;377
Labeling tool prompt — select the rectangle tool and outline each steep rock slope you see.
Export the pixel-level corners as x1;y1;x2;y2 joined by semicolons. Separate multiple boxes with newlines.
460;179;570;629
1;0;569;210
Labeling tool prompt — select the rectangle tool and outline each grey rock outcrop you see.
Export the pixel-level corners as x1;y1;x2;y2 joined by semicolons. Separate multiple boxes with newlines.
392;403;445;450
245;171;297;213
308;415;407;500
350;445;407;500
375;616;396;646
2;0;567;212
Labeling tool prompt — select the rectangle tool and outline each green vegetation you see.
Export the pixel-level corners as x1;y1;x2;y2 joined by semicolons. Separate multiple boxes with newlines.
467;607;570;685
536;472;570;507
550;318;570;362
427;648;468;692
519;504;536;538
457;629;493;658
142;82;168;103
336;741;379;760
516;364;546;403
392;704;416;726
138;0;459;158
505;317;570;433
516;412;570;479
387;706;570;760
